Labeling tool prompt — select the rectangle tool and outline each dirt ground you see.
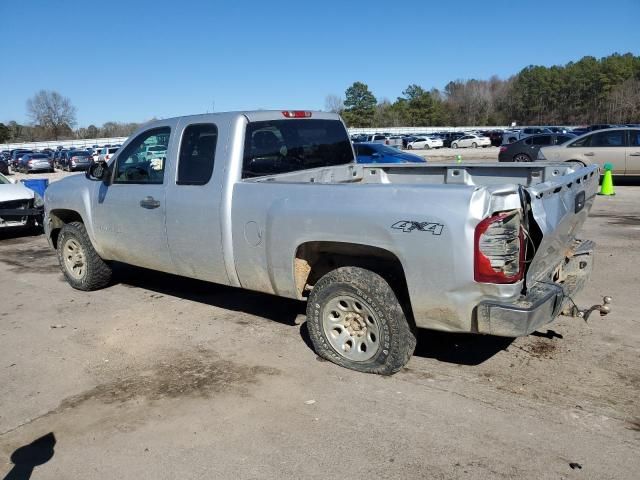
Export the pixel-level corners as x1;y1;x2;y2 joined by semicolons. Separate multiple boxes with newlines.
0;165;638;479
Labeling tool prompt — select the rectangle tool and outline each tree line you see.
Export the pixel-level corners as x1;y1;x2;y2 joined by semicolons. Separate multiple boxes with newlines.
2;52;638;144
0;90;152;144
327;52;640;127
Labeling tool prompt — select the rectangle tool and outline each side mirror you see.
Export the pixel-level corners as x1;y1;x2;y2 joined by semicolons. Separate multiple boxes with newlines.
87;161;109;182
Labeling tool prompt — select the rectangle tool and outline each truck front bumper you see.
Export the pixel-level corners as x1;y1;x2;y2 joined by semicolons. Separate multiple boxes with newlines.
476;239;594;337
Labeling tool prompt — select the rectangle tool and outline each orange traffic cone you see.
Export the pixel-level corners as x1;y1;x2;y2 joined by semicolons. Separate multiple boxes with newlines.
598;163;615;196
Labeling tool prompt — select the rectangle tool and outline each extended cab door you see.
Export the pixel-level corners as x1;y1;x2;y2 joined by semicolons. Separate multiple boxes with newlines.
92;124;174;272
163;120;228;284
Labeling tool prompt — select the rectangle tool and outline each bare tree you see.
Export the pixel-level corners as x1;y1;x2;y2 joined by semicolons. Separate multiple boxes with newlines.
324;94;344;113
26;90;77;140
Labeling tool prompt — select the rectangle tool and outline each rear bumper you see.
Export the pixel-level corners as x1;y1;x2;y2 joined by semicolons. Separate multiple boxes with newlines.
476;239;594;337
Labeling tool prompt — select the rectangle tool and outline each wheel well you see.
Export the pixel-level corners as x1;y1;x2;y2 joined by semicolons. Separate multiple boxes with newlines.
294;241;414;322
49;209;83;248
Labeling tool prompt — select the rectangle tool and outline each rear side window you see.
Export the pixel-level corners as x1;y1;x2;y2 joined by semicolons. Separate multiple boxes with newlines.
242;119;354;178
591;130;625;147
556;135;573;144
532;135;551;146
629;130;640;147
177;123;218;185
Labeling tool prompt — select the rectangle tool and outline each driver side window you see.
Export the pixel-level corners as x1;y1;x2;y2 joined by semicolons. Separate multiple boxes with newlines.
114;127;171;184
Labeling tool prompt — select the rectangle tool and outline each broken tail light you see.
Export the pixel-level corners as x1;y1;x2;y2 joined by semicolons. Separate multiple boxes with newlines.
474;210;525;284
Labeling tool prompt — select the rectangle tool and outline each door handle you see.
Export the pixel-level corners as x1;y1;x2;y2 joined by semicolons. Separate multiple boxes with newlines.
584;152;595;157
140;196;161;209
629;152;640;156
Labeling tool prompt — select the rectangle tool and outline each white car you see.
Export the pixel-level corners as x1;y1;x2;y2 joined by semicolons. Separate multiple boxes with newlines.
0;173;44;229
451;134;491;149
407;136;443;150
98;146;119;163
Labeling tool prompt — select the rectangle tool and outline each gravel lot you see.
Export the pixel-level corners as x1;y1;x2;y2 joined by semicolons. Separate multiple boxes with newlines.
1;158;638;479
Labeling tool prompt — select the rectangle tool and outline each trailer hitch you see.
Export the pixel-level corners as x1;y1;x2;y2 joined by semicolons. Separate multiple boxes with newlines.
568;296;612;322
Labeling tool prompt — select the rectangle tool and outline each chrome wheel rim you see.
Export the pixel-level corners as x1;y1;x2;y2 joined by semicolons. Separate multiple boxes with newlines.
63;238;86;280
322;295;381;362
514;154;529;162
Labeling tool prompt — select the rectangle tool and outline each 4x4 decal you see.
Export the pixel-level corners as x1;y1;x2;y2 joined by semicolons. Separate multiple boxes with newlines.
391;221;444;235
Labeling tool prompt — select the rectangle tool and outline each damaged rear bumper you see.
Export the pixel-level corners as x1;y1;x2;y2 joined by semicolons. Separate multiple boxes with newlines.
475;239;594;337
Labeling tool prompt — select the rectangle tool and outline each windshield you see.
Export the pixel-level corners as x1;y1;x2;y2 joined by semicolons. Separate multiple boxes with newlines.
71;151;91;157
242;119;353;178
30;154;49;159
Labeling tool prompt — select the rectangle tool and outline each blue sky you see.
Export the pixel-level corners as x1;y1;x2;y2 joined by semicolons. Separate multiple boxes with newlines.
1;0;639;126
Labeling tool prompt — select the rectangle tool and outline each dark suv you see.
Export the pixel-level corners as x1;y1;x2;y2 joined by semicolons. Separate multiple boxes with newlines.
439;132;465;148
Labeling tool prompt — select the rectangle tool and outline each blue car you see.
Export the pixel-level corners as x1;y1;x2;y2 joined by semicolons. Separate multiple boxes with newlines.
354;142;426;164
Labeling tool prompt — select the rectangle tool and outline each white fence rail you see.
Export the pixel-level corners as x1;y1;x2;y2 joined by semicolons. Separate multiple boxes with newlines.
1;126;518;150
347;126;511;135
0;137;129;151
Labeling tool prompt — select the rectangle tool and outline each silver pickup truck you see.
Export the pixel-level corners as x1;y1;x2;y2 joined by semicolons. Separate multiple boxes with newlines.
44;110;605;374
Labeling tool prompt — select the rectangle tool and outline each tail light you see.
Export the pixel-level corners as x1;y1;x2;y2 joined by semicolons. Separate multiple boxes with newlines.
474;210;525;284
499;146;507;153
105;155;110;160
28;160;34;166
282;111;312;118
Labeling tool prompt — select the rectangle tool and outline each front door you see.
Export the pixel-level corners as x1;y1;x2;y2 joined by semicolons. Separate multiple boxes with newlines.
92;125;174;273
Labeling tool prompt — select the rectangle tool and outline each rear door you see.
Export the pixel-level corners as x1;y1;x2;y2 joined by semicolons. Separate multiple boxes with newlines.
626;129;640;175
583;129;627;174
164;120;228;284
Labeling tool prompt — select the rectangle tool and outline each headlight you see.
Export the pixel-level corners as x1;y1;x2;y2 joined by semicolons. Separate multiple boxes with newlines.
33;192;44;208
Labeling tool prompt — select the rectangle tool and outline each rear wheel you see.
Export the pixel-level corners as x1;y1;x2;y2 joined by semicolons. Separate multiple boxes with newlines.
513;153;531;162
425;144;431;150
306;266;416;375
452;143;458;149
56;221;112;291
407;145;412;150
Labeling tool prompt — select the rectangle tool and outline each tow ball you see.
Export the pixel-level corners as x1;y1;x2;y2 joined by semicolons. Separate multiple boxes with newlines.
569;296;613;322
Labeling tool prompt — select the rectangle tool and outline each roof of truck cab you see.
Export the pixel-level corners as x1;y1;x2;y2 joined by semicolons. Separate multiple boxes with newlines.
144;110;342;126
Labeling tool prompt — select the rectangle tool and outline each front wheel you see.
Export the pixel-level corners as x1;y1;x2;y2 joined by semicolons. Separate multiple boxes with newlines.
472;142;478;148
306;266;416;375
452;143;458;149
425;144;431;150
407;145;412;150
56;221;112;291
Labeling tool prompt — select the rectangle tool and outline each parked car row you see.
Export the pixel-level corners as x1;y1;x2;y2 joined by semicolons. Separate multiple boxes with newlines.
0;144;120;174
350;130;495;150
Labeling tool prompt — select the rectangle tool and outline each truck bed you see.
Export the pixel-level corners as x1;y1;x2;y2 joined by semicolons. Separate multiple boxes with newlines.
247;162;593;189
